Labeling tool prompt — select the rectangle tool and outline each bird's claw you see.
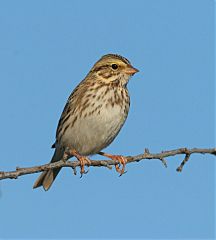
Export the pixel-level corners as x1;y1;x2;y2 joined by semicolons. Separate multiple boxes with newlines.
80;168;89;178
79;157;91;178
69;149;91;178
99;152;127;176
114;155;127;176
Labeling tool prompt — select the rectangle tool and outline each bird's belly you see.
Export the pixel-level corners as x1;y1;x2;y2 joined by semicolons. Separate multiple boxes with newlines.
62;104;127;155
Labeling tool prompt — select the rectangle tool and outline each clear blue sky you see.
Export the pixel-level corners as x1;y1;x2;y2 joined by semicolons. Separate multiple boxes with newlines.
0;0;214;239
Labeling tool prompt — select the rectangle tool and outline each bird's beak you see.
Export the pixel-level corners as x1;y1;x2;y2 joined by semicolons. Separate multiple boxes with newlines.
124;65;139;75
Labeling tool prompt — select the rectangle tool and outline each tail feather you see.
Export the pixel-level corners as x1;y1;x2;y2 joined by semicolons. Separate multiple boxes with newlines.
33;148;64;191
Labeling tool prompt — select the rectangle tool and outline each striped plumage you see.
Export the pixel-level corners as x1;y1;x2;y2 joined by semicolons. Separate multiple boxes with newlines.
33;54;138;191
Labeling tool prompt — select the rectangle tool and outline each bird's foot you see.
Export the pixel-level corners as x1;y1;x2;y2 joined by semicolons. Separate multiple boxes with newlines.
69;149;91;177
99;152;127;176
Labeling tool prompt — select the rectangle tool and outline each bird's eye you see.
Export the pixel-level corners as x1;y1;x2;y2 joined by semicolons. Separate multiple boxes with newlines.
111;64;118;70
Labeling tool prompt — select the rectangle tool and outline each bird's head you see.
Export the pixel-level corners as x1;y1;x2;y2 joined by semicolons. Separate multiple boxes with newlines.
89;54;139;86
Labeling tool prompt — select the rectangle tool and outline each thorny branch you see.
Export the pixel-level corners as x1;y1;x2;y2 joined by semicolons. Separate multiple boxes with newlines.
0;147;215;180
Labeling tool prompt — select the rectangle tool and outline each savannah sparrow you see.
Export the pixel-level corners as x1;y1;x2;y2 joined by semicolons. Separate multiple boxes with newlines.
33;54;139;191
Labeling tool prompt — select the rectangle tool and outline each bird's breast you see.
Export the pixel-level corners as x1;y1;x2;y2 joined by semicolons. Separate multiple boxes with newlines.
60;87;130;155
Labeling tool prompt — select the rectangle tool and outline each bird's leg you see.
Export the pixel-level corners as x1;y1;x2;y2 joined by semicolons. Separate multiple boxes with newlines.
66;148;91;177
62;147;72;162
99;152;127;176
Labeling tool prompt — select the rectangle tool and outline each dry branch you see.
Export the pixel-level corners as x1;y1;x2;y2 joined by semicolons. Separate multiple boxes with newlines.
0;147;215;180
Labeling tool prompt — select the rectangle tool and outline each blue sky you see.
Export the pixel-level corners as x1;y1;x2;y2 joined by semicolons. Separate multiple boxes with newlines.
0;0;214;239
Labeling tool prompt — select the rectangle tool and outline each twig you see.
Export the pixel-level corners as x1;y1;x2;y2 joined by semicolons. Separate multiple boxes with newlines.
176;153;190;172
0;147;215;180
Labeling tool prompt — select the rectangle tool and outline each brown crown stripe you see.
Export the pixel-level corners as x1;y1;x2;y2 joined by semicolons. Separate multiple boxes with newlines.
100;54;131;65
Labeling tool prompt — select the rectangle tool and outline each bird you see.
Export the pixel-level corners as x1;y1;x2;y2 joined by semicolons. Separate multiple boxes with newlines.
33;54;139;191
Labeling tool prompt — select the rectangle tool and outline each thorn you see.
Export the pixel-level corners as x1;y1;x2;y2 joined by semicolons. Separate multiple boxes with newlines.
144;148;150;154
159;158;168;168
176;166;182;172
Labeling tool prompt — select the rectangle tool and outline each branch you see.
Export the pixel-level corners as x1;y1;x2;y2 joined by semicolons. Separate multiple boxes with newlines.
0;147;215;180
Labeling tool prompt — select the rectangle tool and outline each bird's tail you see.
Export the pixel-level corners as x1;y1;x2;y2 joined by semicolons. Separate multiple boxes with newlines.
33;148;64;191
